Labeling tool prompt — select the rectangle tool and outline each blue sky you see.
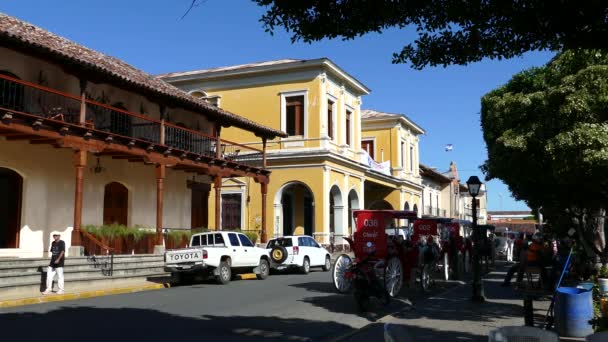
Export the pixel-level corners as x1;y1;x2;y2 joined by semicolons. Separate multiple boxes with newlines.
1;0;555;211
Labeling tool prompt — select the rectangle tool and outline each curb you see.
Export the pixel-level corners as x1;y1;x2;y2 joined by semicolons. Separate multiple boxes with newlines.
238;273;258;280
0;283;170;309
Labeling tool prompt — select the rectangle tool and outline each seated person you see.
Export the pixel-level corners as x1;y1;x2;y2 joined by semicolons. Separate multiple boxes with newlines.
502;234;548;287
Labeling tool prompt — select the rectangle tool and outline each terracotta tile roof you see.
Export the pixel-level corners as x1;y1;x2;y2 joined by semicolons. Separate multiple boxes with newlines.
419;164;451;183
157;59;303;79
0;13;286;139
361;109;425;134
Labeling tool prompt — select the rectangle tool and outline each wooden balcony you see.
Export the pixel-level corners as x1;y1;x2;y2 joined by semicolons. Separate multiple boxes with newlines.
0;74;267;178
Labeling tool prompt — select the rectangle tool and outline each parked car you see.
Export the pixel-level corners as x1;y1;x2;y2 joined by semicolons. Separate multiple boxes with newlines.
164;231;271;285
267;235;332;274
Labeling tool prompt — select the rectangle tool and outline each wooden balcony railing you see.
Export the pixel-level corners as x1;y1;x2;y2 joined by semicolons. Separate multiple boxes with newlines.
0;74;263;168
80;229;115;256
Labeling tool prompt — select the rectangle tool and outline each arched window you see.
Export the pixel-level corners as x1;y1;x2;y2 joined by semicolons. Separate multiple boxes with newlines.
103;182;128;226
404;202;410;211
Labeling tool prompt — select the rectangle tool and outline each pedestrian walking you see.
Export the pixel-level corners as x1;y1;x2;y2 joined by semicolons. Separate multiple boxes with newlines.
506;234;514;262
42;233;65;295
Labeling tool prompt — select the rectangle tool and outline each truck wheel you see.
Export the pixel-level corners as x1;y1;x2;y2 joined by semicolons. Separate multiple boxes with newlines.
300;257;310;274
216;261;231;285
322;255;331;272
257;259;270;280
171;272;182;285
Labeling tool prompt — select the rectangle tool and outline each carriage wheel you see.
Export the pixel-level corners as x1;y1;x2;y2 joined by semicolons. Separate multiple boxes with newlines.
443;253;450;281
420;264;432;291
384;257;403;297
332;254;352;293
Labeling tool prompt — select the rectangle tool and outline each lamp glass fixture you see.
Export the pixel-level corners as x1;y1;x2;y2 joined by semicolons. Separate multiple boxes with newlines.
466;176;482;197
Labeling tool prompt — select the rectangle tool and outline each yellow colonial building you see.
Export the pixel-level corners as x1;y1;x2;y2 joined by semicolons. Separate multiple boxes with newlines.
159;59;424;245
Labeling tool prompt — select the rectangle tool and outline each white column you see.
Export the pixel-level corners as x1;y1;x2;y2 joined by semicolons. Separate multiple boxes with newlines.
322;166;331;245
360;177;366;211
341;174;350;245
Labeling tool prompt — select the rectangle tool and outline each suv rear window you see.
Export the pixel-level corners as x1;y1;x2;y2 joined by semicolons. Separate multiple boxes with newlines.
267;238;293;248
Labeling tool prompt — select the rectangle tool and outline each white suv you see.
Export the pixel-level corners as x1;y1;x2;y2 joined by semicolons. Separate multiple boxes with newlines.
267;235;331;274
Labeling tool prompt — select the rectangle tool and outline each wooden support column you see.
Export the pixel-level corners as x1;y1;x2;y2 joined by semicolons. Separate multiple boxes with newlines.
215;124;222;159
71;150;87;246
155;164;165;245
159;105;167;145
79;79;87;125
214;176;222;230
261;181;268;243
262;137;267;169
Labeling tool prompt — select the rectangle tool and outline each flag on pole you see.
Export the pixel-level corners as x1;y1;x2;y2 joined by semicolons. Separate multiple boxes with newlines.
445;144;453;152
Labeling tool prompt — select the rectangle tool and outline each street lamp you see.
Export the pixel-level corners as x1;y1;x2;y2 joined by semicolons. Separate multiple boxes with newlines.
467;175;486;302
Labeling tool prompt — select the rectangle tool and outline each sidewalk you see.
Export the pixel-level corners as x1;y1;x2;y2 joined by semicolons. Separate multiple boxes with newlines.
0;276;171;308
342;262;582;341
1;253;350;309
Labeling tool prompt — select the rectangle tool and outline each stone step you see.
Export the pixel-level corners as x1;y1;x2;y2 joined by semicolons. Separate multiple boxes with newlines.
0;260;165;275
0;264;167;287
0;254;163;267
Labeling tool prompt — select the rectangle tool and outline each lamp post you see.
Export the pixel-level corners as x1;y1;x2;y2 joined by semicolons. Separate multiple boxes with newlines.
467;175;486;303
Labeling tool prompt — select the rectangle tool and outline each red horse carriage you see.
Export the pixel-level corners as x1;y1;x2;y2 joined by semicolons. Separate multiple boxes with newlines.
332;210;473;302
331;210;417;309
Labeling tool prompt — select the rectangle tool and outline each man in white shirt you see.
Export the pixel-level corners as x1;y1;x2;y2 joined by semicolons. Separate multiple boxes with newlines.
506;234;515;262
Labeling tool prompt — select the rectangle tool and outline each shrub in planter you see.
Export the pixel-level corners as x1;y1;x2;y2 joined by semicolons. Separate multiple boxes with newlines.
244;231;259;245
167;230;190;248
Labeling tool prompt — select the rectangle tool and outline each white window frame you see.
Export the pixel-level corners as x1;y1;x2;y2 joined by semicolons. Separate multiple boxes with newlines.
280;90;308;138
400;139;406;168
345;104;355;147
410;144;414;173
220;190;245;230
326;94;338;141
361;137;376;159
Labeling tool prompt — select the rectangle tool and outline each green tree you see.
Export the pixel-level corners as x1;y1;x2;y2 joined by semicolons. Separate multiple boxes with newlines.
252;0;608;69
481;50;608;263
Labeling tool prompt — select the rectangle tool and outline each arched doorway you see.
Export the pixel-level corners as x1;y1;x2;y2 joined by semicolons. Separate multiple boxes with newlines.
103;182;128;226
274;182;314;237
329;185;344;242
367;200;394;210
347;189;360;237
0;168;22;248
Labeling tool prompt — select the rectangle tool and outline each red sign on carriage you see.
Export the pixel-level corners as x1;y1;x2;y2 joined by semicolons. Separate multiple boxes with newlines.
353;211;389;259
412;219;438;243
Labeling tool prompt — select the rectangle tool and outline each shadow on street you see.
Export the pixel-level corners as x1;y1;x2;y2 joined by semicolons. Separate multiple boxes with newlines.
0;306;356;341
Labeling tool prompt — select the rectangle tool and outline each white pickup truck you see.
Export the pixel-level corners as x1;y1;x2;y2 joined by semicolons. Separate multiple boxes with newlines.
164;231;270;285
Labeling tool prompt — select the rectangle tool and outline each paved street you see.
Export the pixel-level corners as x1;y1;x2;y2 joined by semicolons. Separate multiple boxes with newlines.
0;265;462;341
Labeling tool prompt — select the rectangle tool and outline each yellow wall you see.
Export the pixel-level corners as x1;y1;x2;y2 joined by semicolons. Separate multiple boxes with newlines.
361;127;394;164
205;78;323;150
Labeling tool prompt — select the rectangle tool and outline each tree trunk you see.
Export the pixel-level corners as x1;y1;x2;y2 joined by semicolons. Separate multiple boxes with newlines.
590;208;607;264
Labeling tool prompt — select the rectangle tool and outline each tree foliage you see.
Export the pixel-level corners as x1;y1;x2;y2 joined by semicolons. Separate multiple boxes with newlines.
252;0;608;69
481;50;608;261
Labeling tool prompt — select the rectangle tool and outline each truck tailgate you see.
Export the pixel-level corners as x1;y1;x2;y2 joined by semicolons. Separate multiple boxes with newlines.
165;249;204;263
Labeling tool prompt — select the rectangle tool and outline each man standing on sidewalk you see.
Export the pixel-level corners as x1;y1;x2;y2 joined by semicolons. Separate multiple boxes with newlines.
42;233;65;295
